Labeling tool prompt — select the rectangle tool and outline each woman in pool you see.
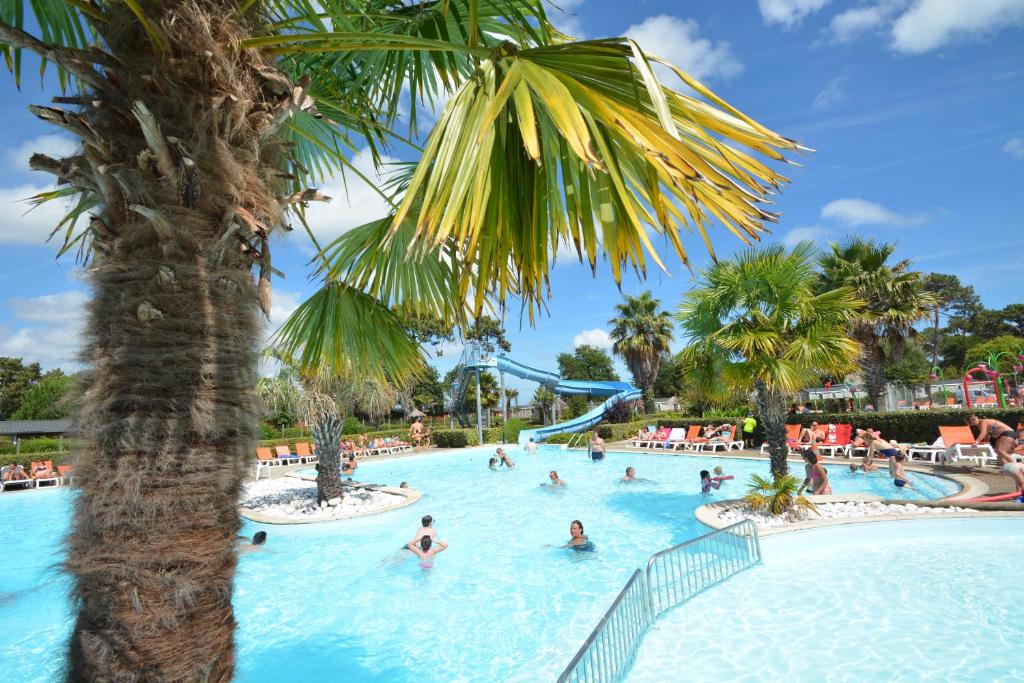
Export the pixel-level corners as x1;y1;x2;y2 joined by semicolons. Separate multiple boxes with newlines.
565;520;594;552
546;470;565;487
589;429;606;461
798;450;832;495
406;535;448;569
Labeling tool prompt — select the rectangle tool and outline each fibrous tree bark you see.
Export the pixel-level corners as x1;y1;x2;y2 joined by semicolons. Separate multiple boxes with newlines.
755;380;788;478
311;412;344;503
9;3;326;679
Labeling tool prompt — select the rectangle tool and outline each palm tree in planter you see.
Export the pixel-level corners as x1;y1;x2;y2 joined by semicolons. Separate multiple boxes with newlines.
609;292;674;414
2;1;801;677
818;237;935;410
677;243;862;477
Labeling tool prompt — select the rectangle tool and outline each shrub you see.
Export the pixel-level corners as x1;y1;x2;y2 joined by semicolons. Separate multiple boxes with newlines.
545;432;577;444
502;418;528;444
341;416;365;435
0;451;72;470
744;474;816;517
604;398;634;424
282;426;306;439
257;422;277;440
0;437;68;455
433;430;469;448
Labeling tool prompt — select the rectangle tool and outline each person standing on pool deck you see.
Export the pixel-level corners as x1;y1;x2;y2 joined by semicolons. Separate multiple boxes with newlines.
742;413;758;448
565;520;594;552
406;536;447;569
968;414;1024;496
589;429;606;461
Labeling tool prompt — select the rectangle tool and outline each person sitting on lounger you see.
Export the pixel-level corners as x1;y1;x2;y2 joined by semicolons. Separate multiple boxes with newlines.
705;424;733;443
30;461;55;479
1;463;30;483
799;421;825;457
407;536;447;569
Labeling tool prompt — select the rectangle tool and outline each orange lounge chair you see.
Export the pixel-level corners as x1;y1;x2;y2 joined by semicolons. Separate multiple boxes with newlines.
937;426;996;466
676;425;705;451
57;464;75;485
255;447;282;466
295;442;317;464
761;424;802;455
818;424;853;458
274;445;301;465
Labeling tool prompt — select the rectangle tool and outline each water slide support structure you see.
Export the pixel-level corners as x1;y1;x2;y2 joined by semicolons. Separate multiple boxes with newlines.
450;343;641;445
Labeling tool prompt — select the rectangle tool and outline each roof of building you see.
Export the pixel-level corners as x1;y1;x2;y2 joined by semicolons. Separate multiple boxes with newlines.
0;419;73;436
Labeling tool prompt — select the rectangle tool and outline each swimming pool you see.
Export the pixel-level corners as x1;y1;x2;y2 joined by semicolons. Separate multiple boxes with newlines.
0;447;959;682
629;518;1024;682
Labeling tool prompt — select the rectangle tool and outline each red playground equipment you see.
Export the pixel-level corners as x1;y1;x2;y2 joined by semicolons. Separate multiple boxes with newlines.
962;364;1006;409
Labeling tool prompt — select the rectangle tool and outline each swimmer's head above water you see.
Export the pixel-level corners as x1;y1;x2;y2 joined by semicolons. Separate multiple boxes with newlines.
420;536;433;551
252;531;267;546
422;514;433;528
570;520;584;538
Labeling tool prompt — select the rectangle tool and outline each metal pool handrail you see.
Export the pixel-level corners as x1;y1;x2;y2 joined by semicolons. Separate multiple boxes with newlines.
556;520;762;683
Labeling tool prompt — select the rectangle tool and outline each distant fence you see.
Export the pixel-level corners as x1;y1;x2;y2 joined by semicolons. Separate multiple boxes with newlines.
557;520;761;683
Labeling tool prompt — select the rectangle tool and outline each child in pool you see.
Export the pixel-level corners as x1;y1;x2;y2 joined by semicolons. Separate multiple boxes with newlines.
488;457;498;471
892;453;912;488
701;470;732;494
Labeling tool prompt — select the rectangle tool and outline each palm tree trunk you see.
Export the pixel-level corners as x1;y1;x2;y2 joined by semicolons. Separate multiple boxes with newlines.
755;380;788;478
863;341;887;409
311;414;344;502
642;386;656;414
51;3;294;679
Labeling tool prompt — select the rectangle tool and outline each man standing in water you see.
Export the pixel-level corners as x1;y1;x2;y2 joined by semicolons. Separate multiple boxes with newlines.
589;429;606;461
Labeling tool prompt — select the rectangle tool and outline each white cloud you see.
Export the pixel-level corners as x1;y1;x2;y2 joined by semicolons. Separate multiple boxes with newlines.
814;76;847;110
829;1;906;42
0;183;73;245
891;0;1024;53
758;0;832;27
1004;137;1024;159
782;225;833;246
291;147;398;248
625;15;743;83
0;290;88;369
6;134;78;174
820;198;927;226
549;0;586;38
573;328;613;350
264;289;302;342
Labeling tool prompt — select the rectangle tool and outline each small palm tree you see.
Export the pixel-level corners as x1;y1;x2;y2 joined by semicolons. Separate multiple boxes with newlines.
533;386;555;424
744;473;817;517
819;237;935;409
609;292;674;414
504;388;520;415
678;243;862;477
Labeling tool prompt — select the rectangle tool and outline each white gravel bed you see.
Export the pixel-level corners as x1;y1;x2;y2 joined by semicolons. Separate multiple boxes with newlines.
716;500;978;530
240;477;402;520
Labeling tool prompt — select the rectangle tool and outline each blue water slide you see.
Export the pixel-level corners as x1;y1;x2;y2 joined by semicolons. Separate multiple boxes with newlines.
491;356;640;444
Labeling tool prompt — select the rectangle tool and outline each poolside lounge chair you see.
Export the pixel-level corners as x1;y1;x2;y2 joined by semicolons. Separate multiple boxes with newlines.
295;442;317;464
760;424;801;455
274;445;302;465
30;461;60;488
255;447;283;467
937;426;996;466
662;427;689;449
818;424;853;458
57;464;75;486
0;476;33;492
637;427;671;449
700;425;743;452
674;425;704;451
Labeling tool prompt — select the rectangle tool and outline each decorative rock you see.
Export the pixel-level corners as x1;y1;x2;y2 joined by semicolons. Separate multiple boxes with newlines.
327;497;342;507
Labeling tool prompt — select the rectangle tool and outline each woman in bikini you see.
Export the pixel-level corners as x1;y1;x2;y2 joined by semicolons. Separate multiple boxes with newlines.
968;414;1024;495
799;450;832;495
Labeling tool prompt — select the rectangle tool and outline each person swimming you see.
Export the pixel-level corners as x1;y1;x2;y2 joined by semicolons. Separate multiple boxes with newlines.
546;470;565;487
406;535;448;569
239;531;267;554
700;469;733;494
565;519;595;552
621;466;636;482
488;457;498;471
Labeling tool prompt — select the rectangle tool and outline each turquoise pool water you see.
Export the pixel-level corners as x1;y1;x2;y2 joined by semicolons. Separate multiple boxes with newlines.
629;518;1024;682
0;447;959;681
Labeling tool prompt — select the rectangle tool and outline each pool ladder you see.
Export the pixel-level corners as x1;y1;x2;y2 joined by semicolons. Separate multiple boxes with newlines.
566;432;589;449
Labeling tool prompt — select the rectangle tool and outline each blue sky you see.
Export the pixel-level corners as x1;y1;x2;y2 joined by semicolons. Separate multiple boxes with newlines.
0;0;1022;401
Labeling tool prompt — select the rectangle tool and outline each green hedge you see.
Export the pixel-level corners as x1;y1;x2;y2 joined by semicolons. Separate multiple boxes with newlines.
432;430;469;448
781;408;1024;443
0;437;71;455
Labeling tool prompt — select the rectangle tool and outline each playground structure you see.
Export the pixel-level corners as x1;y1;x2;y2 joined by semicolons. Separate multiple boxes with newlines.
449;342;641;445
962;349;1024;409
